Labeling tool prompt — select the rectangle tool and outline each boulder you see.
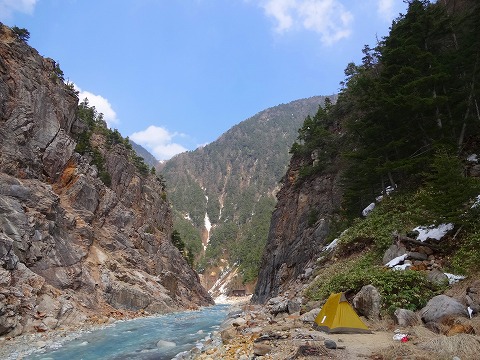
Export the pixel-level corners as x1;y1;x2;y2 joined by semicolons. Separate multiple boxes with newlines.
300;308;320;323
427;269;449;286
324;339;337;349
393;308;420;327
287;298;302;314
220;327;237;344
269;297;289;315
253;343;271;356
383;244;407;264
353;284;381;320
420;295;468;323
407;251;428;261
232;317;246;327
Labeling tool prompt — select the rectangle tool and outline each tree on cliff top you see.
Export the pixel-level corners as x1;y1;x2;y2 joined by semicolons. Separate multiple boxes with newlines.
11;26;30;42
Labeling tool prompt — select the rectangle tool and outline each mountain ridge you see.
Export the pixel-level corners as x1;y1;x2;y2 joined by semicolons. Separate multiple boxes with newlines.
161;94;336;289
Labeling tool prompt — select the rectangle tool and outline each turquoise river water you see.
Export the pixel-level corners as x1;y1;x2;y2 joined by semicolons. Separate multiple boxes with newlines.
26;304;231;360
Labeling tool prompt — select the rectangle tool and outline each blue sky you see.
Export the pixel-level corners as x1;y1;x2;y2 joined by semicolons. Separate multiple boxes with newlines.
1;0;407;160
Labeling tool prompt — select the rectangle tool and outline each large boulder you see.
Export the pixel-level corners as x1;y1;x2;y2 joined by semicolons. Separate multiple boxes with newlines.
268;296;289;315
353;284;381;320
420;295;468;323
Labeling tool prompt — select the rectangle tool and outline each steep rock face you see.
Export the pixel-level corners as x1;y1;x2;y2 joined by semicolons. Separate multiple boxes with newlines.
252;155;342;304
0;24;212;337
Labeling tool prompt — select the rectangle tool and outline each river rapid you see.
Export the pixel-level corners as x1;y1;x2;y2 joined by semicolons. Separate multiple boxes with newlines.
21;304;231;360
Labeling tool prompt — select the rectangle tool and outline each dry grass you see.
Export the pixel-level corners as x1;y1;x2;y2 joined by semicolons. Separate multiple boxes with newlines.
373;334;480;360
417;333;480;360
470;315;480;334
373;342;436;360
371;324;480;360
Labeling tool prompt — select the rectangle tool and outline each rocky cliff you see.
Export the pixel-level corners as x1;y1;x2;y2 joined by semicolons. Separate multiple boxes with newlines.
251;152;342;304
0;24;212;337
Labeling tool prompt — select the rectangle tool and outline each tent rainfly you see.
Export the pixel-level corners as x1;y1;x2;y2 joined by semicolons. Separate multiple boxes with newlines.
314;293;371;334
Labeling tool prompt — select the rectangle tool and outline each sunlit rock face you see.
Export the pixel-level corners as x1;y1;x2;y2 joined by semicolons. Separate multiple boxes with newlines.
0;24;212;337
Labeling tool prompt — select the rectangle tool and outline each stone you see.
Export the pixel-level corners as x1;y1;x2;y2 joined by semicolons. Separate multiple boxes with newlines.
426;269;449;286
303;268;313;279
466;282;480;314
324;339;337;349
406;251;428;261
287;298;302;314
417;246;433;256
353;284;381;320
269;298;289;315
420;295;468;323
393;308;420;327
253;343;271;356
300;308;320;323
220;327;237;344
157;340;176;348
383;244;407;265
35;340;47;348
232;317;246;327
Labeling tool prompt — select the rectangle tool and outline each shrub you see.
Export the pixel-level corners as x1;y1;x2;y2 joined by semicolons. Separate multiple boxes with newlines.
307;259;445;314
11;26;30;42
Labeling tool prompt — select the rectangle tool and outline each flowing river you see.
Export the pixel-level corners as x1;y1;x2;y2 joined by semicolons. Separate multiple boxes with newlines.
25;304;231;360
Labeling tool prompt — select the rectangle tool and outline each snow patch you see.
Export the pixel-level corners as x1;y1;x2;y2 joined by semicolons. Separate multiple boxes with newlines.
467;154;478;162
323;238;339;252
385;254;407;268
413;223;453;242
393;263;411;271
444;272;466;285
471;195;480;209
362;202;375;217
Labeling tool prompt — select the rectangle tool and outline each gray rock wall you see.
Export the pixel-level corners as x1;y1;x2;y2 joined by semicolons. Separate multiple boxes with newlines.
0;24;212;337
252;154;342;303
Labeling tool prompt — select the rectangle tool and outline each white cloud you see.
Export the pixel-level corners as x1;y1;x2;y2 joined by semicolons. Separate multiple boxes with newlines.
377;0;395;21
263;0;296;32
0;0;37;21
74;84;119;128
130;125;188;161
260;0;353;45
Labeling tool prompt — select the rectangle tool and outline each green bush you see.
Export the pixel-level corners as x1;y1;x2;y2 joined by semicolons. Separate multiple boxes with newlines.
307;260;445;314
11;26;30;42
450;227;480;274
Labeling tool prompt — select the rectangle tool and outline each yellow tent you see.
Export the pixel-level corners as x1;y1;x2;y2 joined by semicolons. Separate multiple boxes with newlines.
314;293;371;334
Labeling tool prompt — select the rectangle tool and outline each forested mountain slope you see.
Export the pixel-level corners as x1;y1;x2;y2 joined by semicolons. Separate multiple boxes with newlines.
254;0;480;307
161;95;334;289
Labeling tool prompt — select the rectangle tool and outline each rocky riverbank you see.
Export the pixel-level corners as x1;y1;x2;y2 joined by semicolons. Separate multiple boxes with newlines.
186;289;480;360
2;286;480;360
